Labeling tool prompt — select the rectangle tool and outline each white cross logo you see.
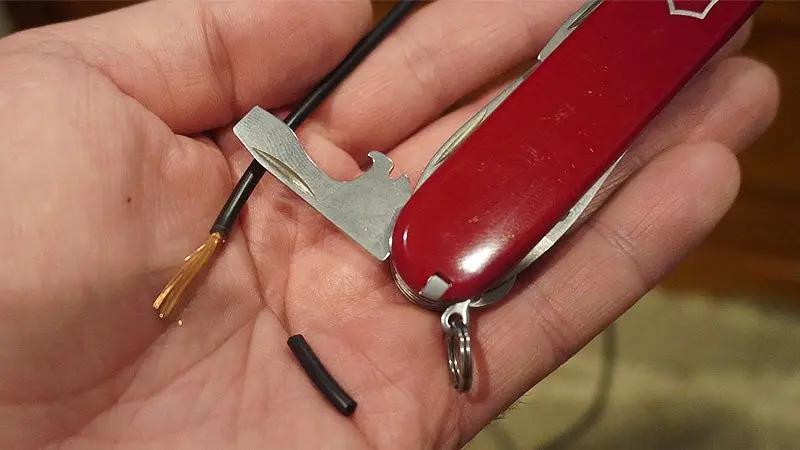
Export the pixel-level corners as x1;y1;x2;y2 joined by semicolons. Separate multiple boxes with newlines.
667;0;720;20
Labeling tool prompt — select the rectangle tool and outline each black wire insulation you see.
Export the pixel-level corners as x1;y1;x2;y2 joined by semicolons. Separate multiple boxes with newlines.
288;334;358;416
538;325;618;450
211;1;419;235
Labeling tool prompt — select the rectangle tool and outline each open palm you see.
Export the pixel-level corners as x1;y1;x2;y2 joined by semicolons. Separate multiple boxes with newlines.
0;1;778;448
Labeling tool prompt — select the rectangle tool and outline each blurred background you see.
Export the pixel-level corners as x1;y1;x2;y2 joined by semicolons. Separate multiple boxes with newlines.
1;1;798;448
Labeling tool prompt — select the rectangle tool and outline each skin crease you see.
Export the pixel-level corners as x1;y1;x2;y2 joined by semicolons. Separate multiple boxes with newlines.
0;0;779;449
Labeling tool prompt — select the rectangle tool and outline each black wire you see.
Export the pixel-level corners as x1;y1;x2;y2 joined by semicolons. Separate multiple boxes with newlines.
537;324;618;450
211;1;419;235
287;334;358;416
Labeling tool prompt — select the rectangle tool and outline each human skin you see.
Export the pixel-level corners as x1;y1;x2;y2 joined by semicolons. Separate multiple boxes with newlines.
0;1;779;449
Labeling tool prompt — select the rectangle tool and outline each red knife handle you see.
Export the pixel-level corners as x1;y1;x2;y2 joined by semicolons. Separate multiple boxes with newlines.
390;0;761;303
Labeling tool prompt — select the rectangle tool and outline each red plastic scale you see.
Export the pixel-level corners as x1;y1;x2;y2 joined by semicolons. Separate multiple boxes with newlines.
390;0;762;303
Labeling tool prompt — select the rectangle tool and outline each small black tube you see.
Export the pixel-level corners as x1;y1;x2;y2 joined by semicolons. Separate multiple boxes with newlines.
287;334;357;416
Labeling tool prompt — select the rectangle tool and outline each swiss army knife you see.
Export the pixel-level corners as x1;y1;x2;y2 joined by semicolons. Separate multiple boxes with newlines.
232;0;762;392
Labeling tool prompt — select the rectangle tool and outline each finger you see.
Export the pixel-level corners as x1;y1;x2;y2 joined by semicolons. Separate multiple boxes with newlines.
388;55;778;187
0;0;372;134
611;56;779;178
457;141;742;441
301;1;753;161
301;0;581;158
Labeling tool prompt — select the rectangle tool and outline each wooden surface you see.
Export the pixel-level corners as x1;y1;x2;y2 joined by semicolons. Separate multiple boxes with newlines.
6;1;800;306
662;2;800;306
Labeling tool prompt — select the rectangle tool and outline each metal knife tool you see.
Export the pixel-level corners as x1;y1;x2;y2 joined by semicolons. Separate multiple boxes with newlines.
234;0;763;393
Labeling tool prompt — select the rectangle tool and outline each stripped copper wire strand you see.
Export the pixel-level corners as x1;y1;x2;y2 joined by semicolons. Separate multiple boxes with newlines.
153;232;224;319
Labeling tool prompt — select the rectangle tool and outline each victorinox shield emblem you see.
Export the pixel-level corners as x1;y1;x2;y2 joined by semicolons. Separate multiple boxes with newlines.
667;0;720;20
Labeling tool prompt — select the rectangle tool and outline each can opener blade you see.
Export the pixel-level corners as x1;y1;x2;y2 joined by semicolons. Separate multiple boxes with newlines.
233;109;411;261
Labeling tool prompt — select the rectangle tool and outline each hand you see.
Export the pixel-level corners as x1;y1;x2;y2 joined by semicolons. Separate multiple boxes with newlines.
0;1;778;448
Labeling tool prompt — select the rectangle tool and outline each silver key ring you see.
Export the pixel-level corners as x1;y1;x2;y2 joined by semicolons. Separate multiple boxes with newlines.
441;300;473;392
